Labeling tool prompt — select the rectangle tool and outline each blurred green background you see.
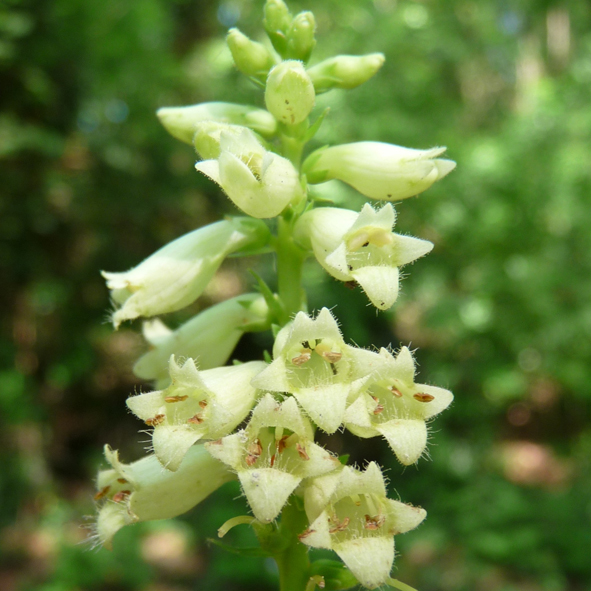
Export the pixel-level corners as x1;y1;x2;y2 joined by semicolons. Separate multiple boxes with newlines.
2;0;591;589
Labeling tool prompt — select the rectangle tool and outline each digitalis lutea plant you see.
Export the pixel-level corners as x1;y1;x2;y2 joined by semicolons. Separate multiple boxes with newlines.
94;1;455;589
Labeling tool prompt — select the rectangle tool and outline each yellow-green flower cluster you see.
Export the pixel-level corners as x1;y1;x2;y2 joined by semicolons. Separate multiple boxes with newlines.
94;1;456;588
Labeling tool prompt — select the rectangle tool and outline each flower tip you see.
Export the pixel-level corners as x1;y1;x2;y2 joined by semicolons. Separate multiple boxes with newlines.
435;158;456;179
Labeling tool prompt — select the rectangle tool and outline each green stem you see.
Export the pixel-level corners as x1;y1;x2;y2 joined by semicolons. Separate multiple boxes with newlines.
275;499;311;591
276;214;306;323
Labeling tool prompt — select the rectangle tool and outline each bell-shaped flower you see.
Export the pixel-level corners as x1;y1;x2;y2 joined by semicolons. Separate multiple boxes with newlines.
195;127;302;218
206;394;339;523
133;293;269;388
157;102;277;145
126;356;266;471
93;443;235;549
265;60;315;125
303;142;456;201
307;53;385;93
299;463;426;589
294;203;433;310
344;347;453;465
102;218;269;328
251;308;382;433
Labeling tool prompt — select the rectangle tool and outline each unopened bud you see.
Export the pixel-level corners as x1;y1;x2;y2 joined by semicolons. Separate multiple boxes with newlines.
263;0;292;57
157;102;277;145
265;60;315;126
307;53;385;93
227;28;277;81
286;11;316;63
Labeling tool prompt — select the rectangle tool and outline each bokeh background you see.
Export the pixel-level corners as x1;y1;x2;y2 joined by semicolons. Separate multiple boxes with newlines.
2;0;591;589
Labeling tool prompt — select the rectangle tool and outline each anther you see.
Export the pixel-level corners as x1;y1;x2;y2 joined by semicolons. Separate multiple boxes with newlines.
413;392;435;402
145;414;165;426
164;395;188;403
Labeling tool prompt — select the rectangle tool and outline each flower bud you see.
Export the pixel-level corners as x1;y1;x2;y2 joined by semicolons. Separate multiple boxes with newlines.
300;463;426;589
303;142;456;201
286;12;316;63
307;53;385;93
195;127;302;218
102;218;270;328
263;0;292;57
127;356;266;471
134;293;270;388
227;28;277;81
344;347;453;465
265;60;315;126
157;102;277;145
294;203;433;310
251;308;382;433
206;395;339;522
93;444;235;549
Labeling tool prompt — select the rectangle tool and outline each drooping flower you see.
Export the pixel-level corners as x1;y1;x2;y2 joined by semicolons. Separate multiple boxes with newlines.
251;308;382;433
195;127;302;218
102;218;270;328
133;293;269;388
294;203;433;310
300;463;426;589
303;141;456;201
93;444;235;549
206;394;339;523
127;356;266;471
157;102;277;145
344;347;453;465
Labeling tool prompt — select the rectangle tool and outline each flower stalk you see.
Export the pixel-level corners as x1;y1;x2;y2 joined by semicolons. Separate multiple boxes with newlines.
93;1;456;589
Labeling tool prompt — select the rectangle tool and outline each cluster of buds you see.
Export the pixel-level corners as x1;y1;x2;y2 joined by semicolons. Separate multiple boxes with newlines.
94;1;456;589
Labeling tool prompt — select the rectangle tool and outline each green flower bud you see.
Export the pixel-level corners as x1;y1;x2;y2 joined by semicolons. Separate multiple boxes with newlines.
301;463;426;589
345;347;453;465
309;560;359;591
303;142;456;201
193;121;269;160
286;12;316;63
206;395;339;523
251;308;383;433
307;53;385;93
265;60;315;126
102;218;270;328
134;293;270;388
93;444;235;549
263;0;292;57
196;127;302;218
127;356;266;471
157;102;277;144
294;203;432;310
227;28;277;81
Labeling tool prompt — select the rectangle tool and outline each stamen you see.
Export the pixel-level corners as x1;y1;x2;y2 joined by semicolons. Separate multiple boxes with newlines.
390;386;403;398
145;414;165;426
187;414;204;424
292;350;312;365
328;516;350;534
112;490;131;503
413;392;435;402
164;395;188;403
364;514;385;530
94;485;110;501
296;442;310;460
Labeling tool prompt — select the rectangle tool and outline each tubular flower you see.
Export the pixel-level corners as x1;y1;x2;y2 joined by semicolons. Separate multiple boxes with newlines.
195;127;303;218
133;293;269;388
294;203;433;310
206;394;339;523
344;347;453;465
157;102;277;145
300;463;426;589
126;356;266;471
93;444;235;549
303;142;456;201
102;218;270;328
251;308;382;433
